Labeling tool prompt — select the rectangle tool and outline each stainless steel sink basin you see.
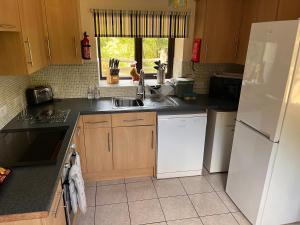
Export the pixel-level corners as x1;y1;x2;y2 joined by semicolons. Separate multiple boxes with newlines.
113;97;144;107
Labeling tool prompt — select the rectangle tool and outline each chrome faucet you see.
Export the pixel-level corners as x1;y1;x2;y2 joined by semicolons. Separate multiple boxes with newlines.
137;69;145;99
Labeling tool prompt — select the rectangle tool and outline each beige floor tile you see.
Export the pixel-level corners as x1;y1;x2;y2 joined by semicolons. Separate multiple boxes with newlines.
128;199;165;225
204;173;227;192
97;178;124;186
96;184;127;205
180;176;213;195
201;213;239;225
86;187;96;206
145;223;167;225
167;218;203;225
153;178;186;197
77;207;95;225
232;212;252;225
190;192;229;216
95;203;130;225
126;181;157;201
216;192;239;213
160;195;197;221
125;176;152;183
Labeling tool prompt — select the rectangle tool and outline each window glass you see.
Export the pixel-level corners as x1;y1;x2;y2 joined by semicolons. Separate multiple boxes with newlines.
99;37;135;77
142;38;169;74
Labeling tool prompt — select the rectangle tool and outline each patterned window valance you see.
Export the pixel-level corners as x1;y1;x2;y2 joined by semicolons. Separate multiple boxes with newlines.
92;9;190;38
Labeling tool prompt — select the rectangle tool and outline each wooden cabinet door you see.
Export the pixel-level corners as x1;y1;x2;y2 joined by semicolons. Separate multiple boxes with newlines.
19;0;49;74
84;127;113;173
73;117;87;174
43;0;82;64
236;0;257;65
255;0;279;22
0;0;21;32
236;0;279;65
113;126;156;170
277;0;300;20
202;0;242;64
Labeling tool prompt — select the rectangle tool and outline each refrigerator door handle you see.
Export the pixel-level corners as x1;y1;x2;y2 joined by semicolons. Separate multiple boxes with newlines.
239;121;272;141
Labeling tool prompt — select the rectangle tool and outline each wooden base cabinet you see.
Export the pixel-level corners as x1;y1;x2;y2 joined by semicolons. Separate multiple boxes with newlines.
84;127;113;173
82;112;157;181
113;126;156;170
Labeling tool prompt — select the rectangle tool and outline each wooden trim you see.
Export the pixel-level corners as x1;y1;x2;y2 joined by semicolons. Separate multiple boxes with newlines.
83;167;154;181
0;211;48;223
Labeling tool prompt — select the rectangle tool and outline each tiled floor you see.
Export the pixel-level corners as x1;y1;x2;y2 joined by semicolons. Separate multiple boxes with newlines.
78;171;257;225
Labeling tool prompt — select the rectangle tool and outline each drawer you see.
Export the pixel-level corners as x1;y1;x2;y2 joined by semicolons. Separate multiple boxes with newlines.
112;112;156;127
83;114;112;128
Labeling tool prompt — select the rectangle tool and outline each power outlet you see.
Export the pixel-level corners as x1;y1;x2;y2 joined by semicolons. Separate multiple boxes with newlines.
0;105;8;118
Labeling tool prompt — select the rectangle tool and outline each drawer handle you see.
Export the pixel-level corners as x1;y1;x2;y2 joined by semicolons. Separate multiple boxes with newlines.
151;130;154;149
107;132;110;152
123;119;144;122
85;121;108;124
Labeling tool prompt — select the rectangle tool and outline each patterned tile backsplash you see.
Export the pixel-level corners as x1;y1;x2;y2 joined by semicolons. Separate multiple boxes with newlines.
0;76;30;129
0;61;244;129
182;61;244;94
30;62;99;98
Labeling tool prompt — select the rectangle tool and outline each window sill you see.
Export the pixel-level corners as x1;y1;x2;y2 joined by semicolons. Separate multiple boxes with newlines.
99;79;172;87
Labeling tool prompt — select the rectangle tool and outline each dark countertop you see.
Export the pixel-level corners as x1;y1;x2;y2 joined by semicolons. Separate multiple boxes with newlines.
0;95;237;221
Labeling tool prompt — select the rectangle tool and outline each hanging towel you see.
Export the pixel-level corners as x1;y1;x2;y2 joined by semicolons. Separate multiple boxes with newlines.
68;152;87;214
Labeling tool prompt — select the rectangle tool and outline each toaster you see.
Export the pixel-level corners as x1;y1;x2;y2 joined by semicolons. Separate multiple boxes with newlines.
26;86;54;106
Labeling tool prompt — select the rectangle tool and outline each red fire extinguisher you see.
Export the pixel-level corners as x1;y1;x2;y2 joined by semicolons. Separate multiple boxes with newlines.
81;32;91;60
192;38;201;63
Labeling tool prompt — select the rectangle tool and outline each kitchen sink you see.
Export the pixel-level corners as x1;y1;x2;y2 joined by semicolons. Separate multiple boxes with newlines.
113;97;144;107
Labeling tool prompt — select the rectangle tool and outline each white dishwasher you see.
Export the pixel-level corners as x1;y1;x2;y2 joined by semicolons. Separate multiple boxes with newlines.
157;113;207;179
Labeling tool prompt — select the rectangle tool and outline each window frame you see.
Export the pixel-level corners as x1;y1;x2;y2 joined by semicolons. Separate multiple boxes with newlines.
98;37;175;80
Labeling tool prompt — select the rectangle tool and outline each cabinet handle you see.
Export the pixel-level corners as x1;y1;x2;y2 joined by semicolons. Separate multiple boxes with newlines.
73;36;78;57
85;121;108;124
0;24;16;29
151;130;154;149
25;38;33;65
46;38;51;61
123;119;144;122
107;132;110;152
77;127;80;136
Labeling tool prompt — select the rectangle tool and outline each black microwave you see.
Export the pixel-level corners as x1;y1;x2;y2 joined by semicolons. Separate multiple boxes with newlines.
209;75;242;101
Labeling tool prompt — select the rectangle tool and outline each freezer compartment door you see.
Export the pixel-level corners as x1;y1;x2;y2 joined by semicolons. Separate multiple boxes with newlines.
226;121;278;225
157;115;207;177
237;20;300;142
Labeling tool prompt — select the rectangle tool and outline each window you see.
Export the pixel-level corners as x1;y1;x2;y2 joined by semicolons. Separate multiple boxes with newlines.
97;37;175;79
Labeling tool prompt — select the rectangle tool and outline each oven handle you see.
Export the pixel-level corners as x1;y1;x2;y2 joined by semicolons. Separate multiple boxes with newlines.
62;184;72;225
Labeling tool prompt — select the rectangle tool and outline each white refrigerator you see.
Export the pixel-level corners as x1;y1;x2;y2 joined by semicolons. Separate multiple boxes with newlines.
226;20;300;225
